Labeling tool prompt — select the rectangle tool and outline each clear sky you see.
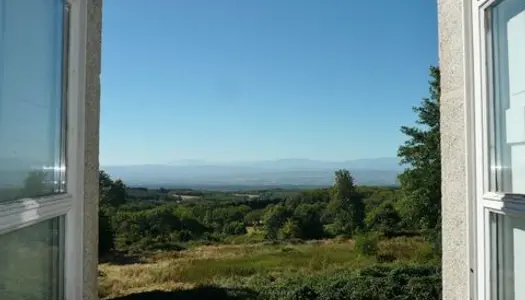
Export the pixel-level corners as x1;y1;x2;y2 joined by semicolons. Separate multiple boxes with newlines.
100;0;438;166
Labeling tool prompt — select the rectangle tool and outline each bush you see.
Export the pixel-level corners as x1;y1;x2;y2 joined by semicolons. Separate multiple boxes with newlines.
279;219;302;240
223;221;247;236
257;264;442;300
365;201;401;235
376;253;396;263
354;233;379;256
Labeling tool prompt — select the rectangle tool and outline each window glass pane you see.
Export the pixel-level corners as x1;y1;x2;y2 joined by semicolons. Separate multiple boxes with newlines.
0;216;64;300
489;0;525;193
0;0;66;203
490;212;525;300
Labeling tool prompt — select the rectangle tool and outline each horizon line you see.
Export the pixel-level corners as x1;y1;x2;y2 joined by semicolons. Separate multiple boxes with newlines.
101;156;400;167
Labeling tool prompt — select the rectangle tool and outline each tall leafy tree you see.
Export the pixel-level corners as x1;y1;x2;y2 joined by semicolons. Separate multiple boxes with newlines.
98;170;127;257
263;203;291;240
397;66;441;232
99;170;113;191
107;179;128;207
99;170;127;208
328;169;364;236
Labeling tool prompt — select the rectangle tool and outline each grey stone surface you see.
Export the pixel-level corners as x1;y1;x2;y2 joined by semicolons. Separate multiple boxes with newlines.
84;0;102;299
438;0;470;299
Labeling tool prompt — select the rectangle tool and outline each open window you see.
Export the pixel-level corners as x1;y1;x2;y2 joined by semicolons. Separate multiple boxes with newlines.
0;0;87;299
472;0;525;299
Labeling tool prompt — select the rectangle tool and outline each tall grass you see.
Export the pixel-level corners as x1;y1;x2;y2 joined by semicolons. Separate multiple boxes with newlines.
99;237;435;299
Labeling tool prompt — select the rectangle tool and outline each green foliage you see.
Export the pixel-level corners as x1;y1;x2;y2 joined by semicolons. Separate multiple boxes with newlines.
257;264;441;300
244;209;264;227
98;169;415;253
263;201;327;240
112;204;211;251
328;170;365;236
365;201;401;235
99;170;113;191
98;171;120;258
97;164;434;258
397;66;441;233
263;203;292;240
289;203;324;239
104;179;128;208
224;221;247;235
354;233;379;256
279;219;302;240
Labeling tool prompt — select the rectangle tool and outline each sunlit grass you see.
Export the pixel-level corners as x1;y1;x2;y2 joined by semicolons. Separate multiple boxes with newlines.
99;236;433;299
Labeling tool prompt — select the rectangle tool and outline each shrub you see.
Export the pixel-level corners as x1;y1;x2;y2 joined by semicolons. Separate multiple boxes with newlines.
223;221;247;236
257;264;442;300
279;219;302;240
354;233;379;256
365;201;401;235
376;253;396;263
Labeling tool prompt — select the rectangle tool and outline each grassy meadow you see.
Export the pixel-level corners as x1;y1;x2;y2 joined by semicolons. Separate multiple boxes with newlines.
99;236;436;299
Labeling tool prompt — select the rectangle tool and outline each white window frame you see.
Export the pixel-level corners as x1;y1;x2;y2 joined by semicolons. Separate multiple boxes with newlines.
0;0;88;299
469;0;525;299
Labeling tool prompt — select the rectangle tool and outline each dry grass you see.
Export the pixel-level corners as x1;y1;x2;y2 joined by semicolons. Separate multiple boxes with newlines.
99;237;431;299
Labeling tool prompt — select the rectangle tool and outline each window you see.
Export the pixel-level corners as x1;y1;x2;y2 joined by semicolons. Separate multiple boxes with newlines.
0;0;85;299
0;217;64;300
488;0;525;194
472;0;525;299
489;213;525;300
0;0;66;202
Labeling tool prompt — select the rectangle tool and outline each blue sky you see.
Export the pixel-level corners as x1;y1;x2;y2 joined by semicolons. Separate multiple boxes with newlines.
100;0;438;166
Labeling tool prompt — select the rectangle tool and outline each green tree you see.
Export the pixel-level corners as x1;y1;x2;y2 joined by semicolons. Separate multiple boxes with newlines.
99;170;113;207
279;219;302;240
99;171;127;208
223;221;247;235
328;169;364;236
365;201;401;235
244;209;264;227
397;66;441;234
99;170;113;192
263;203;291;240
292;203;325;239
104;179;127;208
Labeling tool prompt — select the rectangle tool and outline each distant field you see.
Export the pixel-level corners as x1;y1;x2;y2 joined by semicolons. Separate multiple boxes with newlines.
173;194;202;201
170;193;262;202
98;237;434;299
232;193;260;199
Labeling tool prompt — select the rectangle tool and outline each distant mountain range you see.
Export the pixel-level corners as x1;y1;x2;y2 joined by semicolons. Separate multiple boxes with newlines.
102;157;403;189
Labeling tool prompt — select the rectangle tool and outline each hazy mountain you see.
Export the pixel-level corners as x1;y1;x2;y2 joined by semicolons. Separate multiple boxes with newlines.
103;157;403;189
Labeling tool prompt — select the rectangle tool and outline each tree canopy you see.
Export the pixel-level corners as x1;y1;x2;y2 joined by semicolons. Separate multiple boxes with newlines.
397;66;441;233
